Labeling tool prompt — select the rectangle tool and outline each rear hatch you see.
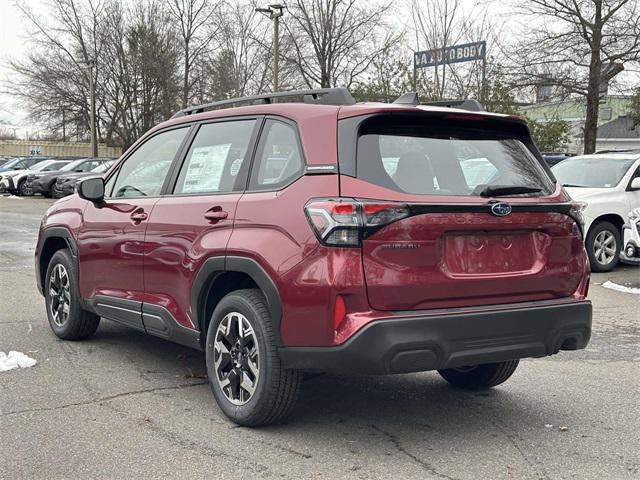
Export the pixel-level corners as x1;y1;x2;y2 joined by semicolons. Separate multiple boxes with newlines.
337;110;585;311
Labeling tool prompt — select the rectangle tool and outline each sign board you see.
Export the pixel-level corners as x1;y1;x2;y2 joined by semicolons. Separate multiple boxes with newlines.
414;41;486;69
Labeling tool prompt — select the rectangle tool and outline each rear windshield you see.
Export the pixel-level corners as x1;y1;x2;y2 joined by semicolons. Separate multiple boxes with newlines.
355;115;554;196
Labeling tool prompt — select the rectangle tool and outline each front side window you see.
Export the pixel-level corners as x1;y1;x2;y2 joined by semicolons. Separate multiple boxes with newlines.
108;127;188;198
174;120;256;195
250;120;304;190
355;115;554;197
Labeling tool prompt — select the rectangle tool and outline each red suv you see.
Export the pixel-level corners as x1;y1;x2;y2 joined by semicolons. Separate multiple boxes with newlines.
36;88;592;426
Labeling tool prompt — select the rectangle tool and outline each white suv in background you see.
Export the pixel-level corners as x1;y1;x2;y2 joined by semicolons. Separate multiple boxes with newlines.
552;152;640;272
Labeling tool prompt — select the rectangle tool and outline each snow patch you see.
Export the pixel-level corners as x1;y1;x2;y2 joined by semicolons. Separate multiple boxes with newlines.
2;195;23;200
601;281;640;295
0;351;37;372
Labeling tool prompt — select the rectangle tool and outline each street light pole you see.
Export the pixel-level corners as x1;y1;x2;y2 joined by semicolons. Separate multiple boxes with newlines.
256;4;284;92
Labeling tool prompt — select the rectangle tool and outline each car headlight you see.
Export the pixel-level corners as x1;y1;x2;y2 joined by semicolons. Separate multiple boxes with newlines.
629;208;640;221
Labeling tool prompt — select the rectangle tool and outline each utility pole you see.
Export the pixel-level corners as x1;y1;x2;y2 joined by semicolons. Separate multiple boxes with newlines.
255;4;284;92
88;60;97;157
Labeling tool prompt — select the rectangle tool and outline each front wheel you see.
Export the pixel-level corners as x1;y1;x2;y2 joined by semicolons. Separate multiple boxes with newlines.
586;221;621;272
18;179;32;196
205;289;301;426
45;249;100;340
438;360;519;389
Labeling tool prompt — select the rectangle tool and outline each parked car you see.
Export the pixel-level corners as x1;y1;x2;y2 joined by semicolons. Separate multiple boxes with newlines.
25;158;113;197
620;208;640;265
0;159;72;195
52;159;116;198
0;156;51;173
552;152;640;272
36;88;592;426
542;152;574;167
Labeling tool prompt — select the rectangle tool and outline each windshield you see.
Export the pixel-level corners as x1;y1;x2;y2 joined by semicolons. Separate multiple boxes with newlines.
354;116;554;197
41;161;70;171
2;159;22;169
60;159;86;172
552;157;635;188
91;161;112;173
30;160;55;171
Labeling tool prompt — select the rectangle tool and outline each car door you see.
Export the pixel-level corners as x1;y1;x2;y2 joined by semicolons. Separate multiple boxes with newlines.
142;117;260;334
76;126;190;331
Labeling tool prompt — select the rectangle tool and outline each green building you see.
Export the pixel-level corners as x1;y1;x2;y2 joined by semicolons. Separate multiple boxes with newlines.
517;95;638;153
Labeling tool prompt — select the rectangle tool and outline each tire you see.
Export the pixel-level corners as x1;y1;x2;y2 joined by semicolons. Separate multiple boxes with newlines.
18;179;31;196
44;249;100;340
205;289;302;426
438;360;519;389
585;221;621;272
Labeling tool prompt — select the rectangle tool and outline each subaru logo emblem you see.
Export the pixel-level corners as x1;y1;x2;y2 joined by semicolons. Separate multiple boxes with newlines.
490;202;512;217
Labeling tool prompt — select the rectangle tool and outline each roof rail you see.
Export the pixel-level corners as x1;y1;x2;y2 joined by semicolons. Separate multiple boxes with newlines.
171;87;356;118
392;92;484;112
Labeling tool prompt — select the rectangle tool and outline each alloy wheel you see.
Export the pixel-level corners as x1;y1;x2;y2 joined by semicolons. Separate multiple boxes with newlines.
213;312;260;405
48;264;71;327
593;230;616;266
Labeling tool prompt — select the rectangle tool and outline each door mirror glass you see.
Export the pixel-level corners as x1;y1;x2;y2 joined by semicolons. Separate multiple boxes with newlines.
78;177;105;203
631;177;640;190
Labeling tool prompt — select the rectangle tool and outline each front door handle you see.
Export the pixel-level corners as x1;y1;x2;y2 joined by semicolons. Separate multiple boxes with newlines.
204;209;228;223
130;209;148;222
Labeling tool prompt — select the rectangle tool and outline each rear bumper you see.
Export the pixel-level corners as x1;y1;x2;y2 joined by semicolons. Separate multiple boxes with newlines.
279;300;592;374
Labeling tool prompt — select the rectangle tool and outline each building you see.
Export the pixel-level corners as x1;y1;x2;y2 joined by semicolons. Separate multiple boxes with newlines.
0;139;120;158
517;95;634;153
595;115;640;152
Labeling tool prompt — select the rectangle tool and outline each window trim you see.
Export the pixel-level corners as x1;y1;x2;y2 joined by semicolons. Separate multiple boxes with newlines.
246;115;307;193
166;115;264;197
103;124;194;200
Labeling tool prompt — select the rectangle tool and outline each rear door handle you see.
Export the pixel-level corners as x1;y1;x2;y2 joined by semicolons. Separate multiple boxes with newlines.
130;209;148;222
204;209;228;223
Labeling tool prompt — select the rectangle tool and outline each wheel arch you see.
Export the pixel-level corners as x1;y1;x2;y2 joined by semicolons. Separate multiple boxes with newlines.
587;214;625;237
37;227;79;295
192;256;283;348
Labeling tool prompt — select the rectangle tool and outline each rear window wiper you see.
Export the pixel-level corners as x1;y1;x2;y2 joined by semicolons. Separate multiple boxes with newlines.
561;183;585;187
474;185;542;197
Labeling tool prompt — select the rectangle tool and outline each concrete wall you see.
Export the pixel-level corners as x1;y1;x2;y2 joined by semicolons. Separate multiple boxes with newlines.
0;140;121;158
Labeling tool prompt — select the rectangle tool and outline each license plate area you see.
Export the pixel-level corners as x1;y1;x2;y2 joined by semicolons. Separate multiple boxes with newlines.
442;231;546;276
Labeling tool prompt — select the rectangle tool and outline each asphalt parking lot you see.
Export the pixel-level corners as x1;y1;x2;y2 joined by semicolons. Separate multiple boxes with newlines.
1;196;638;480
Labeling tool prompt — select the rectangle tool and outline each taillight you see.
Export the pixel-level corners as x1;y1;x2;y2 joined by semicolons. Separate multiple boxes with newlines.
305;199;410;247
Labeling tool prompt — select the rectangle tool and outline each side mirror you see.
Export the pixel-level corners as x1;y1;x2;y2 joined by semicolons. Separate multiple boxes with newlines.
631;177;640;190
77;176;105;204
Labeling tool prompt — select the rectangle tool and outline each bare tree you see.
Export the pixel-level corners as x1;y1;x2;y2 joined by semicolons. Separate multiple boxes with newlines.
9;0;108;141
508;0;640;153
167;0;216;108
282;0;399;89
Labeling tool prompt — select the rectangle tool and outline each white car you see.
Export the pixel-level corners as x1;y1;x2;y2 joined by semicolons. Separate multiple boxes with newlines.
0;159;71;196
552;152;640;272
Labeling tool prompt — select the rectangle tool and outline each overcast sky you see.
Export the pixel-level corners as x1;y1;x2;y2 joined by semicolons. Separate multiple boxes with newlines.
0;0;28;133
0;0;638;138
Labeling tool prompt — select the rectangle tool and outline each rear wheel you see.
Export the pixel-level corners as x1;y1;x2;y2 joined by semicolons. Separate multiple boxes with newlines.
586;221;620;272
205;289;301;426
438;360;519;389
45;249;100;340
